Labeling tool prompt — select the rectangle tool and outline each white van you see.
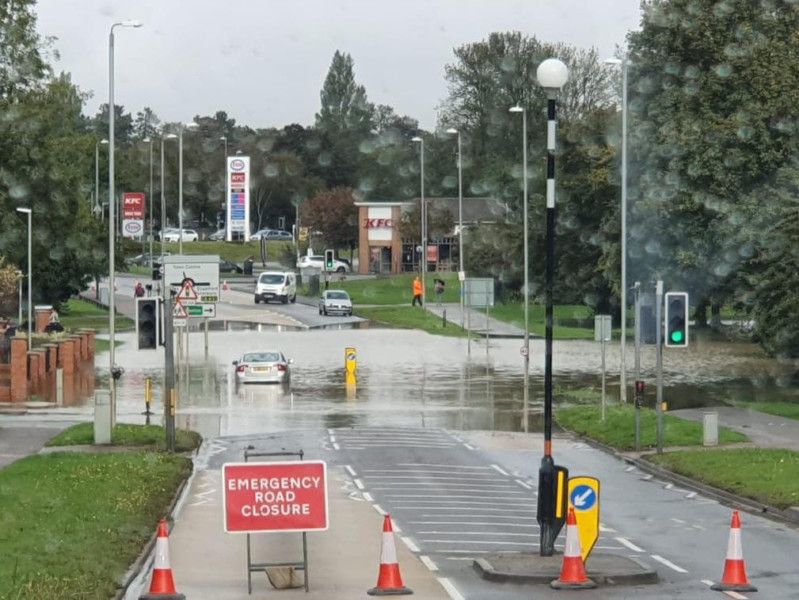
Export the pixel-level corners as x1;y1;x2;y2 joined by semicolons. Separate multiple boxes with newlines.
254;272;297;304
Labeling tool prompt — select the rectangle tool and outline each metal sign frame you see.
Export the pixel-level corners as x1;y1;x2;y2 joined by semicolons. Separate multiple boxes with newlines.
464;277;494;308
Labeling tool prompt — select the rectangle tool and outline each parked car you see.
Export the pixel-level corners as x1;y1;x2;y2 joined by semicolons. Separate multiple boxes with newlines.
125;252;171;267
255;271;297;304
265;230;293;241
249;229;271;240
219;258;243;274
232;350;293;385
209;228;226;241
156;228;178;241
319;289;353;316
162;229;199;243
297;254;349;273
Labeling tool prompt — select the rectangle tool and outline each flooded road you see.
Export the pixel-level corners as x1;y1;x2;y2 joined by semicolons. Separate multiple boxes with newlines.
81;327;799;440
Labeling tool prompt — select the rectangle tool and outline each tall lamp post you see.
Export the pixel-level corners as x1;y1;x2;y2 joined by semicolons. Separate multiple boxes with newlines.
605;56;629;404
446;128;464;322
109;19;142;412
143;137;154;267
509;106;529;432
16;208;32;348
411;136;426;305
95;138;108;214
220;136;228;235
177;122;197;254
161;133;177;256
536;57;569;557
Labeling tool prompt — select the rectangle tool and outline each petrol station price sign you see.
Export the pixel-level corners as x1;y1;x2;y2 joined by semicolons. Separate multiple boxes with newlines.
223;461;329;534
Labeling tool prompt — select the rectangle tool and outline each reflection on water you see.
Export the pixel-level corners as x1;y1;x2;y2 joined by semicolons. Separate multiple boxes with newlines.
91;328;799;438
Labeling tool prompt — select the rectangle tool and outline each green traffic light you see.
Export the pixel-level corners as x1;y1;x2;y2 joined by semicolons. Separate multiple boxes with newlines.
670;330;684;343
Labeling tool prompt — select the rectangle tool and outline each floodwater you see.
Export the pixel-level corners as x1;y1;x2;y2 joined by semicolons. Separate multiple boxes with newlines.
85;326;799;440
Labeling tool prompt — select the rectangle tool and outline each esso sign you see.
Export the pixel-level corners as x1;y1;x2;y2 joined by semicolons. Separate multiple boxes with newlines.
363;218;393;228
124;221;143;235
230;159;246;171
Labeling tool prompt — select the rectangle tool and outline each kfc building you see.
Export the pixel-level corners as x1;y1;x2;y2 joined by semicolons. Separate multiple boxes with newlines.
355;202;404;274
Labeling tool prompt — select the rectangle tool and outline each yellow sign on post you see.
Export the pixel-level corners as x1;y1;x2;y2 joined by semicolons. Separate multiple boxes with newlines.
567;476;600;562
344;347;357;386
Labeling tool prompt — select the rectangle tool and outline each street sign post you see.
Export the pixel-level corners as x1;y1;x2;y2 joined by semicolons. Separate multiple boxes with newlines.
163;255;221;302
567;476;600;562
594;314;612;420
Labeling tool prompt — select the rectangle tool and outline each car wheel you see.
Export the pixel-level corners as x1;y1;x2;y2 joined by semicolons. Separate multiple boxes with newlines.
291;294;296;303
281;295;288;304
254;296;260;304
323;308;327;316
336;266;346;274
319;307;323;315
347;311;352;317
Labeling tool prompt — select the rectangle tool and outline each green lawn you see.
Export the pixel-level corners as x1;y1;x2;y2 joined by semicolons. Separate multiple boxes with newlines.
556;405;748;451
47;423;202;452
145;240;293;263
60;298;134;333
649;449;799;509
490;303;598;339
302;272;462;305
0;451;191;599
356;306;468;337
733;401;799;420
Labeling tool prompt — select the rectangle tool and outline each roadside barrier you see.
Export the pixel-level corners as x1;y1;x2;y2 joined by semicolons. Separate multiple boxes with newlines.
551;507;596;590
367;514;413;596
711;511;757;592
140;519;186;600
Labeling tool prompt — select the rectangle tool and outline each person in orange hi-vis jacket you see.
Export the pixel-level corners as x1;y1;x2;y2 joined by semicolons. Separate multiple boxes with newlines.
412;276;423;307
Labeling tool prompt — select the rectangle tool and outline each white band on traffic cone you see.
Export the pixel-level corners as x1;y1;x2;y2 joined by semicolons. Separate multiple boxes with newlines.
153;536;170;569
726;527;742;560
380;531;398;565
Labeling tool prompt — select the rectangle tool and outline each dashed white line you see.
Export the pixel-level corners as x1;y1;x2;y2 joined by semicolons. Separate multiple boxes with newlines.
354;478;364;490
491;464;509;476
411;521;537;527
419;555;439;571
362;492;373;502
345;465;356;477
401;536;419;552
463;443;476;450
385;494;527;500
398;463;489;469
615;536;644;552
515;479;533;490
651;554;688;573
419;530;537;537
625;466;636;472
437;577;466;600
332;442;340;450
372;504;386;515
329;435;336;443
701;579;748;600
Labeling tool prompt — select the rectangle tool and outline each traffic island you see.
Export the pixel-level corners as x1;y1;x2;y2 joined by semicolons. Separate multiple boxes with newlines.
473;553;658;586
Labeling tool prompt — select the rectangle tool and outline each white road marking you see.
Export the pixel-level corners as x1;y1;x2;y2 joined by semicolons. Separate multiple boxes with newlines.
599;523;617;533
392;519;402;533
419;555;439;571
412;522;538;527
491;464;510;476
332;442;340;450
329;435;336;443
401;536;419;552
354;478;364;490
362;492;373;501
344;465;356;477
641;474;653;480
369;482;519;488
615;536;644;552
515;479;533;490
364;473;500;479
423;539;536;546
407;506;535;512
664;483;673;490
651;554;688;573
685;492;697;499
437;577;466;600
625;466;636;472
372;504;386;515
450;435;463;442
385;494;528;500
463;443;476;450
701;579;748;600
419;514;537;520
670;518;686;524
419;530;537;537
397;463;490;469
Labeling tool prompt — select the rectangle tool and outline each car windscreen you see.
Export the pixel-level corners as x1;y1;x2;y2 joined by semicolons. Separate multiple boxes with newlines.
242;352;281;363
326;292;349;300
259;274;285;284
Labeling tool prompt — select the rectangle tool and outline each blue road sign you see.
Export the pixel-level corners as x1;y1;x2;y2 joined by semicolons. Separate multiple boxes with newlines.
570;484;597;511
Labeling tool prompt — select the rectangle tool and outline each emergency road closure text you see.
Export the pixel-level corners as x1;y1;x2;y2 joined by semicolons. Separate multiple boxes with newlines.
223;461;329;533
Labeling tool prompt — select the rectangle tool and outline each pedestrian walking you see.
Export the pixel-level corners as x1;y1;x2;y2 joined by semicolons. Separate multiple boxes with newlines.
434;278;445;306
412;276;423;307
134;282;145;298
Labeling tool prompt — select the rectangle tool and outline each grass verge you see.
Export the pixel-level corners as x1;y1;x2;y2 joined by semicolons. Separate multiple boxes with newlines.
301;273;462;305
0;451;191;599
732;401;799;421
555;405;748;451
47;423;202;453
356;306;467;338
648;449;799;509
490;303;597;339
158;240;293;263
60;298;134;333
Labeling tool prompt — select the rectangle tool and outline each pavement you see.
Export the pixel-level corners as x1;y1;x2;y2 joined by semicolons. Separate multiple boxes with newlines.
0;424;64;468
671;406;799;451
425;303;528;338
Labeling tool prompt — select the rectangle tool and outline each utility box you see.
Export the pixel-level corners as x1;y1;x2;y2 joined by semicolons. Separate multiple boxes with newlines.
94;390;112;445
703;411;718;447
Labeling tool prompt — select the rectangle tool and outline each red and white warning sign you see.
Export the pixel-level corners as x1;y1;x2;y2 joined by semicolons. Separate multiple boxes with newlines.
223;461;328;533
177;279;198;302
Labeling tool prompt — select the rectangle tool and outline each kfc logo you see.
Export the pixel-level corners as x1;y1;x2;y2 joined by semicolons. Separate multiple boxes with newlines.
363;218;393;228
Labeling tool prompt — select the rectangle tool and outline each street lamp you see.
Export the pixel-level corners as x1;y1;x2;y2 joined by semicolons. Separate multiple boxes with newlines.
178;122;198;253
605;56;629;404
94;138;108;215
109;19;142;412
161;133;178;256
220;136;228;235
412;136;426;305
536;57;569;557
143;137;154;268
508;105;530;432
16;208;32;349
446;128;465;322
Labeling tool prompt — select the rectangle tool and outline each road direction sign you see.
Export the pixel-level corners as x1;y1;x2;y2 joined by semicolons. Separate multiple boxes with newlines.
567;476;600;562
223;461;329;533
186;303;215;318
163;255;220;302
594;315;612;342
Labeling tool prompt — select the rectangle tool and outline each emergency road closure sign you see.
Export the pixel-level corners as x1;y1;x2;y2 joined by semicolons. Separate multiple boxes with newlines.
223;461;328;533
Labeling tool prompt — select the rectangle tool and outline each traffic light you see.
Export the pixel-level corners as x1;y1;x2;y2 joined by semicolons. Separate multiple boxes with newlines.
664;292;689;347
324;249;334;271
136;298;159;350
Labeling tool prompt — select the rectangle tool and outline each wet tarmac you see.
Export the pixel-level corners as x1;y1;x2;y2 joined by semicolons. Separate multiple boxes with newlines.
72;327;799;440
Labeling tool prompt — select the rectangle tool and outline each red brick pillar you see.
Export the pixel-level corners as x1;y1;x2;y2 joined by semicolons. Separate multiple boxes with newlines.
28;353;39;385
35;350;46;379
59;339;75;375
45;344;57;371
35;306;53;333
10;338;28;402
80;333;89;359
87;330;96;358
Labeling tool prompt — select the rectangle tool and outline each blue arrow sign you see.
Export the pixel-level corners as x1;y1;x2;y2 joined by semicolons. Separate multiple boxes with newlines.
570;484;596;511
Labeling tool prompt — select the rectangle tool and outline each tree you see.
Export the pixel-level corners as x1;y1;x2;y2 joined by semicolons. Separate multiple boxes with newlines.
0;0;50;101
132;107;160;140
300;187;358;251
397;199;454;242
93;102;134;144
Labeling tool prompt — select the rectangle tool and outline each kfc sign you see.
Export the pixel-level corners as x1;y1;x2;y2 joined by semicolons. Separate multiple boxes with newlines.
123;192;145;219
363;218;393;228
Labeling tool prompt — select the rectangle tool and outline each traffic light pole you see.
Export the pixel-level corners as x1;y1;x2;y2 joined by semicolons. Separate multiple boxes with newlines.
163;292;176;452
655;280;664;455
634;281;642;452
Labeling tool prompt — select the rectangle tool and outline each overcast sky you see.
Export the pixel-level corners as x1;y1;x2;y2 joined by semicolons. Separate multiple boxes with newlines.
35;0;642;130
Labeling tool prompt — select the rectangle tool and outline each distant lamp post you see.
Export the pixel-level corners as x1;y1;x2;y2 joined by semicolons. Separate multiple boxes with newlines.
161;133;177;256
109;19;142;412
508;105;530;431
16;208;32;348
604;56;629;404
411;136;426;306
143;137;154;267
536;57;569;557
446;128;465;321
177;122;198;253
95;138;108;215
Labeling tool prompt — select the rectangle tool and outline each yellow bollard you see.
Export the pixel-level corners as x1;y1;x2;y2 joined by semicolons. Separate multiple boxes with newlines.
344;347;357;386
143;377;153;416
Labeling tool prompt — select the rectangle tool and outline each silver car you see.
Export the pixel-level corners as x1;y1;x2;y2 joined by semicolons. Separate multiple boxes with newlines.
233;351;293;384
319;290;353;316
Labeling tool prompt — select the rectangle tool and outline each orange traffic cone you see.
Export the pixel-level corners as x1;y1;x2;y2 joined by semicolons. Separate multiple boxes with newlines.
711;511;757;592
367;515;413;596
551;508;596;590
140;519;186;600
